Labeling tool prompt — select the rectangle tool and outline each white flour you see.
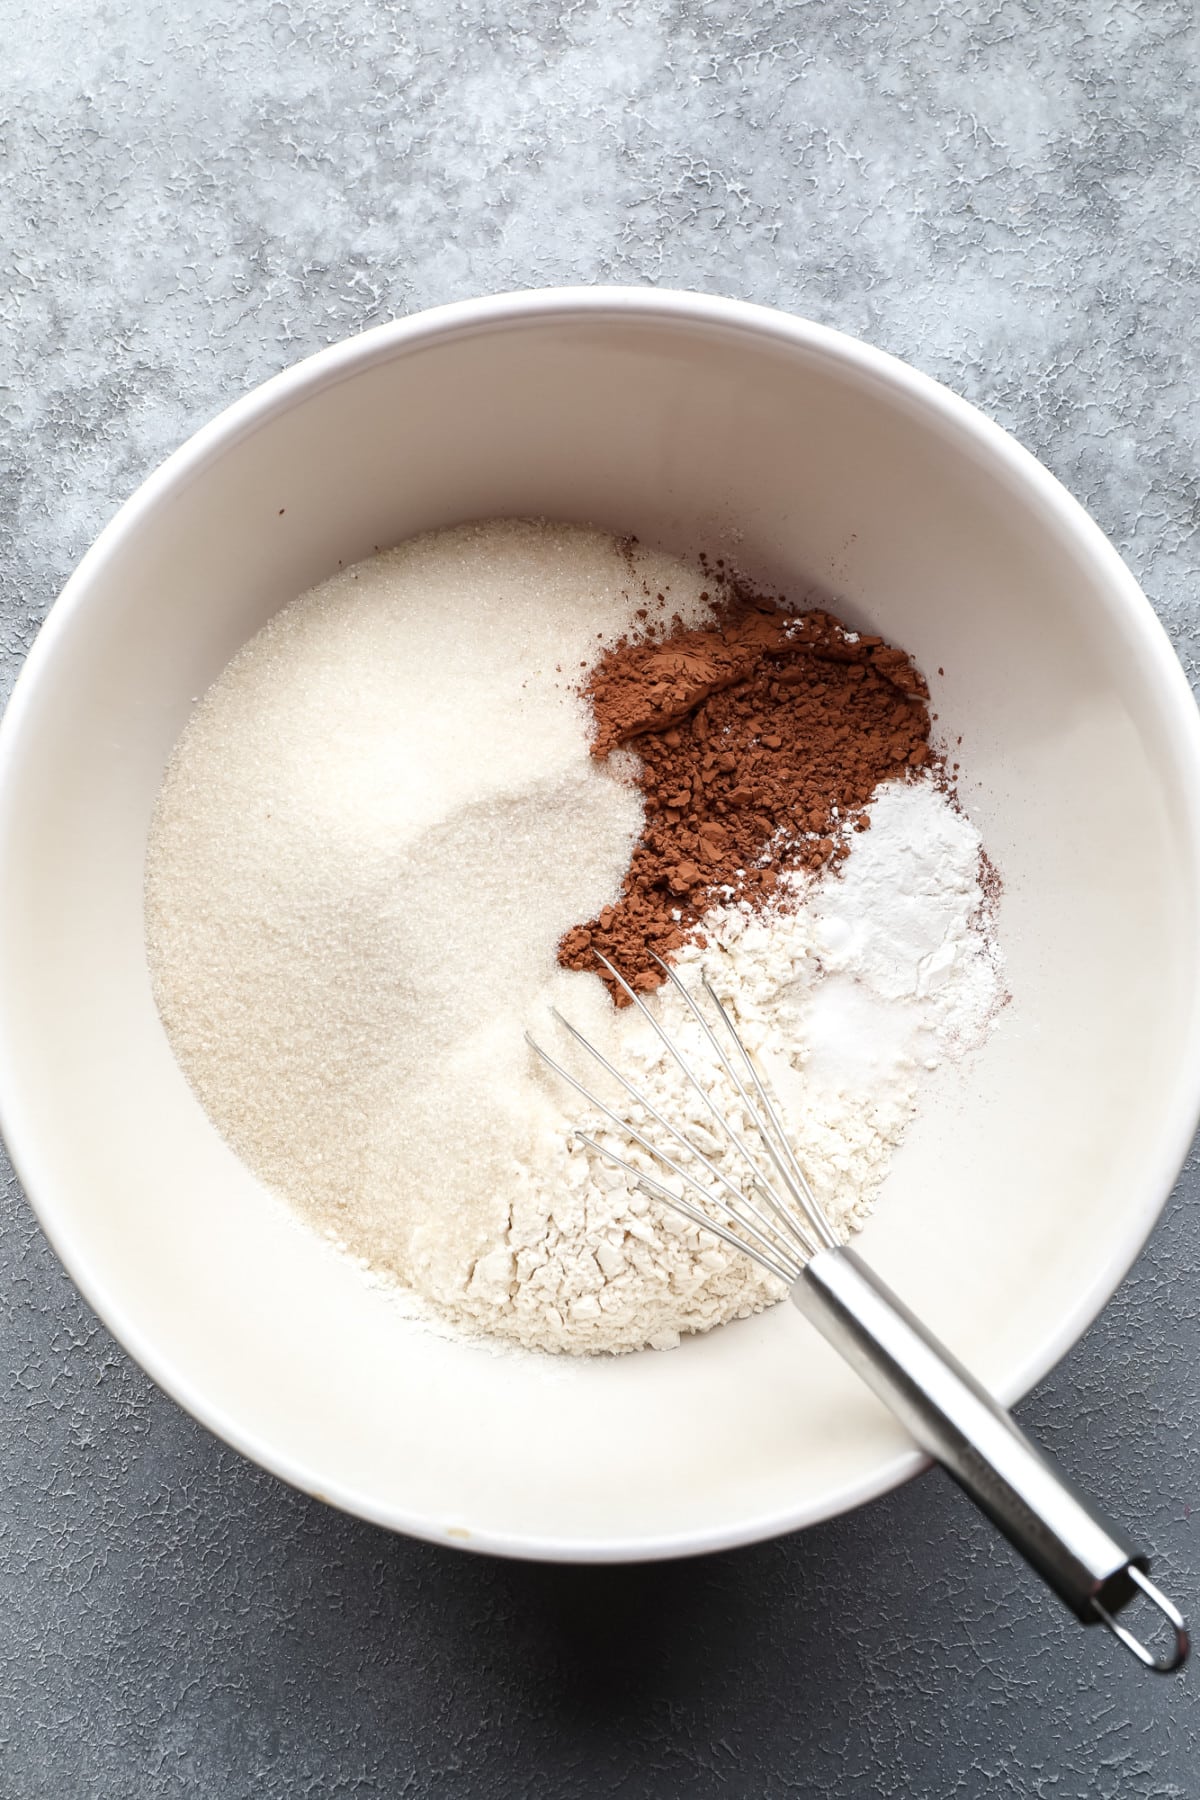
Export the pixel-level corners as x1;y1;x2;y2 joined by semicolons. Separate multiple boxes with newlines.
450;777;1003;1354
145;520;1003;1358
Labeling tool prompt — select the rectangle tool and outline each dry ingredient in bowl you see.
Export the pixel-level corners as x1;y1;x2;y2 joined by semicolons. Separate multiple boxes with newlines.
145;518;1003;1356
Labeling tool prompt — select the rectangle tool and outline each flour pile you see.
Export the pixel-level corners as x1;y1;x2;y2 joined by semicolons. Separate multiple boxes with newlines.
144;519;1004;1356
459;777;1001;1352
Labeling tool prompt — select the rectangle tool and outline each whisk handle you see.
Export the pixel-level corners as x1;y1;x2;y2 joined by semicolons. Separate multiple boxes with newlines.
793;1247;1188;1673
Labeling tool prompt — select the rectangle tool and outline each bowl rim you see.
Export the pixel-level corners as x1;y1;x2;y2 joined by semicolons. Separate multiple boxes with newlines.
2;284;1200;1562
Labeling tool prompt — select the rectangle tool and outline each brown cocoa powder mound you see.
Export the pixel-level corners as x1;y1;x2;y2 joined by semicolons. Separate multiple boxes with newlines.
559;594;932;1004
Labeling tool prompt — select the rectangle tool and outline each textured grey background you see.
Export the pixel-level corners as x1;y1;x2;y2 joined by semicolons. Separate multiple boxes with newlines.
1;1;1198;1794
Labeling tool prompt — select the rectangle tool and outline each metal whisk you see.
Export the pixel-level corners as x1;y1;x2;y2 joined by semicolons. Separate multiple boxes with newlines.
528;951;1189;1675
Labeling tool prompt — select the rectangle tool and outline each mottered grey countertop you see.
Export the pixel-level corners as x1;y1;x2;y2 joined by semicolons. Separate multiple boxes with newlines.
1;2;1198;1794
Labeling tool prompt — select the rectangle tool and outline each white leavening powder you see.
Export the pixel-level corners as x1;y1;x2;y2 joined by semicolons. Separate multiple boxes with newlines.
146;519;1003;1358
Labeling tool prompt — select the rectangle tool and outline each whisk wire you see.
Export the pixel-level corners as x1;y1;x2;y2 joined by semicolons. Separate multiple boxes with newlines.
572;1132;801;1285
590;951;813;1255
526;1030;803;1279
646;951;827;1259
550;1000;813;1267
699;973;840;1252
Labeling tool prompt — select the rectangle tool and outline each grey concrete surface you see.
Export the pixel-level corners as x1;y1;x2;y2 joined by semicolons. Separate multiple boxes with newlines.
2;2;1198;1794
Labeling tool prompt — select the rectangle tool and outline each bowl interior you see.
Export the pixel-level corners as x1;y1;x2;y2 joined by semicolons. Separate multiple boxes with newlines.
2;294;1198;1557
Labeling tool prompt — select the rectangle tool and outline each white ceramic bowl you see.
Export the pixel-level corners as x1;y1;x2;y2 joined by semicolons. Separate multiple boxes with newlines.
2;288;1199;1561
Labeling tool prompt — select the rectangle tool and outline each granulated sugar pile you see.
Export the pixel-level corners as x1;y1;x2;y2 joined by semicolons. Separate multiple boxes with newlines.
145;518;1004;1356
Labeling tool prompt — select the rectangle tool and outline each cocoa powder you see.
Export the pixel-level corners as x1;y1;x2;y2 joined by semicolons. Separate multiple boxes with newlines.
559;592;931;1003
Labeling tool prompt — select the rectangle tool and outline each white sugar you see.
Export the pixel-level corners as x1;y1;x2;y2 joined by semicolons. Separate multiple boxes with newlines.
145;519;718;1322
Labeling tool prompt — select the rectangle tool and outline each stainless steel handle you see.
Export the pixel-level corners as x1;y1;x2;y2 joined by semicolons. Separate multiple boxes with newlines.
794;1246;1189;1673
